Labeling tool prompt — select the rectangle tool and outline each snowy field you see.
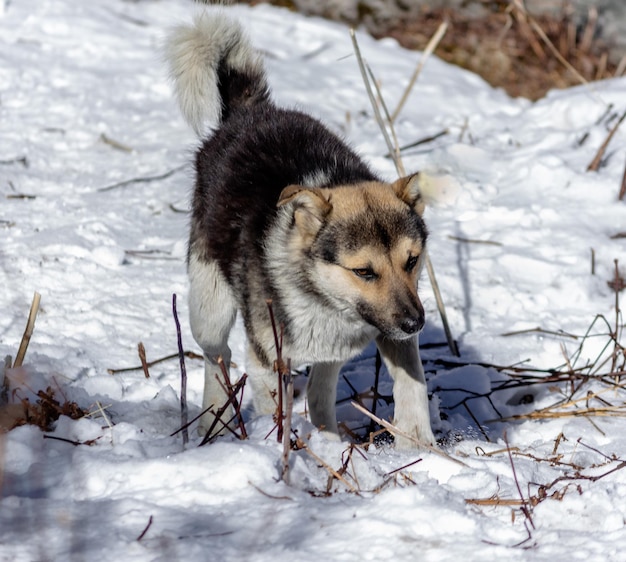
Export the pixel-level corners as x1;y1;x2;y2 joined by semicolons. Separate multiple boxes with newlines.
2;0;626;560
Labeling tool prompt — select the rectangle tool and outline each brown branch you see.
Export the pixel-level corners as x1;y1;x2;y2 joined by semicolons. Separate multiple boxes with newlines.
216;357;247;440
137;343;150;378
198;375;248;446
108;350;202;374
172;294;188;445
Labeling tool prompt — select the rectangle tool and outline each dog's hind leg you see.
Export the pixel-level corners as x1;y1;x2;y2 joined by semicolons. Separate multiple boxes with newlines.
188;254;237;437
375;335;435;448
306;362;342;438
244;344;282;418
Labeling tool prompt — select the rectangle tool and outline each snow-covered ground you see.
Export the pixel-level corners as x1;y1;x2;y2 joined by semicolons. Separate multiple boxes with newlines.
2;1;626;560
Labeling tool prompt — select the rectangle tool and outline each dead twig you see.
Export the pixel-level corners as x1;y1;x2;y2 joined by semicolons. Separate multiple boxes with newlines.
172;294;189;446
136;515;153;542
42;435;99;447
14;292;41;368
266;299;290;442
501;326;579;340
216;357;248;440
386;129;449;157
97;164;186;192
137;343;150;379
100;133;134;153
587;110;626;172
198;374;249;445
0;156;28;167
107;350;202;374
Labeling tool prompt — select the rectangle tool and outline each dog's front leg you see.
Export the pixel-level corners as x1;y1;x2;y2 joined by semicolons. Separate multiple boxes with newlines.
307;362;342;438
375;335;435;448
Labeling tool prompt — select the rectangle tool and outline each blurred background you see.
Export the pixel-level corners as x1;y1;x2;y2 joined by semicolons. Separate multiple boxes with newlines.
245;0;626;99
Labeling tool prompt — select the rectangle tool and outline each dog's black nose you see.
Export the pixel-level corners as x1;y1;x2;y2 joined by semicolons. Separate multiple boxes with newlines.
400;316;422;335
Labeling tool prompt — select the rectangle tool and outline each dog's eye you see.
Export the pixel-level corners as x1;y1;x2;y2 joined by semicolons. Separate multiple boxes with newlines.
406;255;419;272
352;267;377;281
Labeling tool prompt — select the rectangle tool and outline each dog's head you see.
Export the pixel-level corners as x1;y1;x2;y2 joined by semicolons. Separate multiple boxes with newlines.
277;174;428;340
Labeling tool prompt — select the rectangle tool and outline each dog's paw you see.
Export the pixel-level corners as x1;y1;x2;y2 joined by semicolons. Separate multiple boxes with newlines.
394;424;437;450
316;428;342;443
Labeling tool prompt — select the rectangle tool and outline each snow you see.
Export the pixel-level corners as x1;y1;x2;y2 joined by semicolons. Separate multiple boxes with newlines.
2;0;626;560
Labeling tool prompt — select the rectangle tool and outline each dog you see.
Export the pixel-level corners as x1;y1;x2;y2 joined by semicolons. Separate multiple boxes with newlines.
166;12;436;448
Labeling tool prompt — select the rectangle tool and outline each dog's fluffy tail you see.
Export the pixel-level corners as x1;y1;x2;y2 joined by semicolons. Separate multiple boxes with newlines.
165;12;269;136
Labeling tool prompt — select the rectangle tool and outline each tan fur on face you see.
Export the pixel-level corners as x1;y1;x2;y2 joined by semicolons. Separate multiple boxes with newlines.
275;176;427;338
315;236;424;309
318;178;425;221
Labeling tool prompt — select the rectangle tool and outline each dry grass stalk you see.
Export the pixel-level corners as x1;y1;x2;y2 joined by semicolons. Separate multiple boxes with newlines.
587;110;626;172
617;156;626;201
391;20;448;122
351;400;468;467
94;400;113;432
99;133;134;153
14;291;41;368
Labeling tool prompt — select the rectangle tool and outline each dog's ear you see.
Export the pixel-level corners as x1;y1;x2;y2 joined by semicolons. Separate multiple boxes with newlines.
277;185;332;236
392;174;425;216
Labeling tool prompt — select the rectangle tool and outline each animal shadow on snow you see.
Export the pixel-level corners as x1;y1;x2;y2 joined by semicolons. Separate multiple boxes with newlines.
334;320;544;446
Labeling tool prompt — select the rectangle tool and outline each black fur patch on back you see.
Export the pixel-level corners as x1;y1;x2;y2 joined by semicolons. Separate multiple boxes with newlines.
190;100;378;277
